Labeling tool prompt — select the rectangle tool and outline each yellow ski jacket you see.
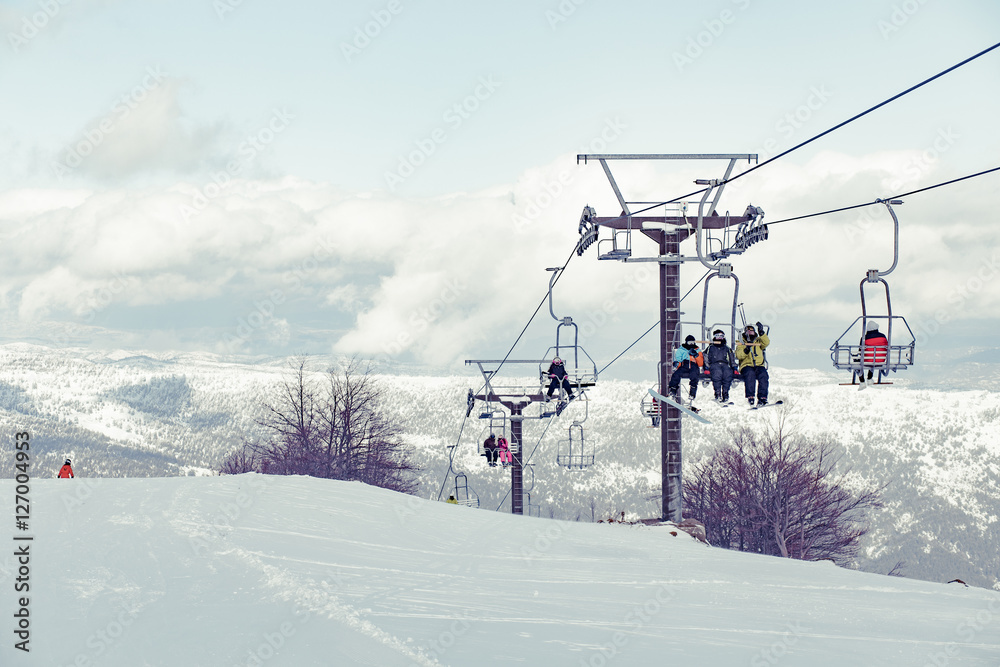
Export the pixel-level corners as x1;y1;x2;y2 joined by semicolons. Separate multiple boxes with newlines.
736;333;770;370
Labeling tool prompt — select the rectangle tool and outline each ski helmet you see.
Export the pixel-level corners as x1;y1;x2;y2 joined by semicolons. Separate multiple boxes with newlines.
866;321;879;332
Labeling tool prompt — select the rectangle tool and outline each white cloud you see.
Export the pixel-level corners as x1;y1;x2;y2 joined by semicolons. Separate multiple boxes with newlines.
53;77;227;181
0;149;996;367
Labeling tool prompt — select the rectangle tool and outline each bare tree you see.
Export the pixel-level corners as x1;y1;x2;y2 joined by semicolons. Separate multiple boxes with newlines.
220;358;419;494
684;423;884;564
218;438;261;475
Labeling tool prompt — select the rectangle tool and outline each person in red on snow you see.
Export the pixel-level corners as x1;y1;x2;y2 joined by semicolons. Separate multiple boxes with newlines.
57;459;74;478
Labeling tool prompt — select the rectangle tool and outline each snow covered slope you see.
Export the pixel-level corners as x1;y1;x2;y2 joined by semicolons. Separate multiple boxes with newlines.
0;343;998;590
0;474;997;667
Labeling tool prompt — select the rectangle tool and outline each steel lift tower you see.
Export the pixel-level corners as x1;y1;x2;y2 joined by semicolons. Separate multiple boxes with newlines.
576;154;763;522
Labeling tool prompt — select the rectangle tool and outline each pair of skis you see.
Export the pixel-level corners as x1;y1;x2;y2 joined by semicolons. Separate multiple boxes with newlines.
648;389;783;425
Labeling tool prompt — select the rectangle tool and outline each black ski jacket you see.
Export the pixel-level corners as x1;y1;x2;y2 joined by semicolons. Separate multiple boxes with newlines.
706;343;735;367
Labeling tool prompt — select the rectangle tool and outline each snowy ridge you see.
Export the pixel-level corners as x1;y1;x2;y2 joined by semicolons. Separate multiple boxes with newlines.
1;475;998;666
0;344;997;590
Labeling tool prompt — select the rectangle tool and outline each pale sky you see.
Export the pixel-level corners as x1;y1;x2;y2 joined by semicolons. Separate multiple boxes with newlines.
1;0;998;381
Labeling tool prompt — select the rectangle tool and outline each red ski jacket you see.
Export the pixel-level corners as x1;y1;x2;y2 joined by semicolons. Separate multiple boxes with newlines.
58;464;74;479
863;330;889;364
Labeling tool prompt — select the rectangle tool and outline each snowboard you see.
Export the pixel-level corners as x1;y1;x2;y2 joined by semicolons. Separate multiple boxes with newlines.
647;389;712;425
554;393;578;417
749;400;784;410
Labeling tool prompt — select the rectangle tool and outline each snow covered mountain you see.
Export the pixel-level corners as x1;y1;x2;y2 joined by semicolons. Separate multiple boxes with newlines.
0;343;997;592
0;474;997;667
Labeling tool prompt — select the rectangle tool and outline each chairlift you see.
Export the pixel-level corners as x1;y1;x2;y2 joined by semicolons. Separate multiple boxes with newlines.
538;267;598;403
452;472;480;507
641;388;661;428
524;491;542;517
518;462;541;516
478;409;507;436
680;263;747;387
641;362;674;427
437;440;480;507
477;423;507;469
556;398;594;469
830;200;916;385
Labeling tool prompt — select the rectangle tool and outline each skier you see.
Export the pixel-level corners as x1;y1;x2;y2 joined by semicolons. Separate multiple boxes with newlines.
668;335;703;405
544;357;575;402
57;459;74;479
858;321;889;385
497;436;513;465
706;329;737;403
483;434;499;467
446;495;459;505
736;322;770;406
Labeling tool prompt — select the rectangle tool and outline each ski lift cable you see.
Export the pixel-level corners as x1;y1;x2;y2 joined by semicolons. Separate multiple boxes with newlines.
592;41;1000;226
597;268;714;376
447;237;582;504
724;41;1000;186
477;239;584;391
436;410;470;501
765;165;1000;227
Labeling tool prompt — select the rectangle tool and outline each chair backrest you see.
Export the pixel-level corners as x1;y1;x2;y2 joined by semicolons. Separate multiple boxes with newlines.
864;340;889;364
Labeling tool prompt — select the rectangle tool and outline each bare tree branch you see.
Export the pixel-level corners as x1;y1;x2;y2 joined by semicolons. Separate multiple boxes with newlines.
219;357;419;494
684;427;884;565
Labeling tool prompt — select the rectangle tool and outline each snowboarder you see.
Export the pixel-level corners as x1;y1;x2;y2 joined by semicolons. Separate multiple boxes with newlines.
858;321;889;385
483;434;499;467
706;329;737;403
497;436;513;465
668;335;703;405
57;459;74;479
544;357;575;402
736;322;770;406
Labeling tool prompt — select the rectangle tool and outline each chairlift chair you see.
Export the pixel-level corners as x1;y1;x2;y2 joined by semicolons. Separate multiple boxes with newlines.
556;399;594;469
830;200;916;384
477;421;507;469
524;491;542;517
641;389;661;428
694;266;746;387
539;267;599;401
452;473;480;507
